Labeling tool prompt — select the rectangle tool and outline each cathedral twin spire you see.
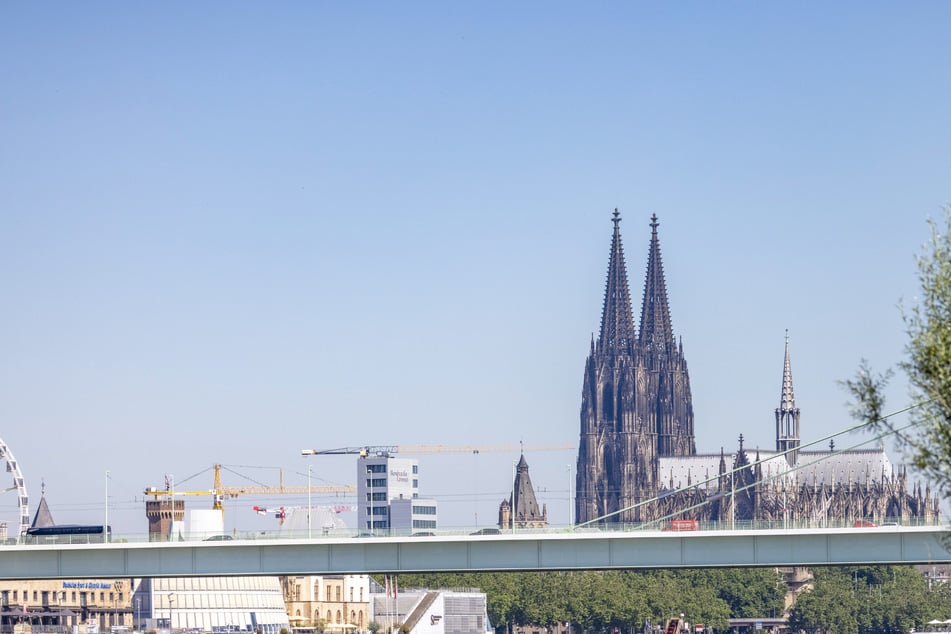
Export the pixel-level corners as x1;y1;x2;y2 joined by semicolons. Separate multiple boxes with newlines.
577;210;696;524
639;213;676;356
598;209;637;353
598;210;676;356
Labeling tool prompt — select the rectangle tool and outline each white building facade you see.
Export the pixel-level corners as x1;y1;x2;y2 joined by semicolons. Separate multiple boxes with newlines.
137;577;291;634
370;588;487;634
357;456;437;533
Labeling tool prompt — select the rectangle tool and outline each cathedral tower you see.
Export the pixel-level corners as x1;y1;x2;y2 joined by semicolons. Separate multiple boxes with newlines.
639;214;696;457
576;211;695;524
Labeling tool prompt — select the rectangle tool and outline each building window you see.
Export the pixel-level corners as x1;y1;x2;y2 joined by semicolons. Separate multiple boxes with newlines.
336;587;341;602
350;588;353;602
360;588;364;601
412;479;418;488
367;464;386;474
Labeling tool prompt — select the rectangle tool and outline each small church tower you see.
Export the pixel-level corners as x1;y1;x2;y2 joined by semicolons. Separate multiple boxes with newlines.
499;454;548;529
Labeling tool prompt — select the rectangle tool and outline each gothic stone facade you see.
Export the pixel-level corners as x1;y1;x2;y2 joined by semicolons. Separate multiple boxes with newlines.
498;454;548;529
575;211;940;526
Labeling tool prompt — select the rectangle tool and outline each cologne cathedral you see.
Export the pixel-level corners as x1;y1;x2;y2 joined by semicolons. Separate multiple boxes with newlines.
575;211;940;526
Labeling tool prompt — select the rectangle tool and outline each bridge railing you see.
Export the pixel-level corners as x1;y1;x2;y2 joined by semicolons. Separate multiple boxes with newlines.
9;515;938;545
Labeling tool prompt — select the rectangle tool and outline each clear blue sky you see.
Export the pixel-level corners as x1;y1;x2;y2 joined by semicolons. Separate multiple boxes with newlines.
2;3;949;535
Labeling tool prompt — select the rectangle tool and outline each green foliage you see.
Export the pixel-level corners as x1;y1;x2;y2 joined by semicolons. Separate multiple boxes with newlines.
394;569;779;632
841;210;951;498
397;566;951;634
901;209;951;498
788;568;859;634
697;568;786;619
838;359;894;432
789;565;951;634
367;622;380;634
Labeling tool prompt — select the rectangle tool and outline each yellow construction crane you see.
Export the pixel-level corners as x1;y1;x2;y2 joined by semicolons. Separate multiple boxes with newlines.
144;464;356;517
300;443;575;457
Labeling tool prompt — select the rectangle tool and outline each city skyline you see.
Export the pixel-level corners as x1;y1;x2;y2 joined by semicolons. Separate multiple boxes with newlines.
2;4;950;535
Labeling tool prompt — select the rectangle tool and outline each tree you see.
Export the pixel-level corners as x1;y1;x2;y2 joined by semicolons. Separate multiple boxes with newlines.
900;209;951;497
788;568;859;634
790;565;951;634
838;359;894;432
842;209;951;498
701;568;786;619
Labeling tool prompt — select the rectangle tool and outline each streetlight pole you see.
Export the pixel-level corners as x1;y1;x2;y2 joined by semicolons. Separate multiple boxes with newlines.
167;594;174;634
730;467;735;531
567;464;572;528
301;450;317;539
307;463;313;539
511;460;517;534
104;470;110;542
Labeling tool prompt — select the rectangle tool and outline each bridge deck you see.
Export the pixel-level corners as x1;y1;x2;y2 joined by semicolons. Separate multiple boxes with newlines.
1;526;949;580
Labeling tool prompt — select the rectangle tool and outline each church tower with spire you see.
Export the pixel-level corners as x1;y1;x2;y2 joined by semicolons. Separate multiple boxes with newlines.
639;214;696;457
775;331;801;465
499;453;548;529
576;211;696;525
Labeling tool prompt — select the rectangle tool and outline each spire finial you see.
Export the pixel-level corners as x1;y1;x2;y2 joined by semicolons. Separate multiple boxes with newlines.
41;478;45;496
739;434;744;450
612;208;621;227
650;212;658;233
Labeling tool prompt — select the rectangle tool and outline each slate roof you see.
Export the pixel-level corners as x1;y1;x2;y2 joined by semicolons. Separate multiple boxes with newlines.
30;494;55;529
658;449;896;493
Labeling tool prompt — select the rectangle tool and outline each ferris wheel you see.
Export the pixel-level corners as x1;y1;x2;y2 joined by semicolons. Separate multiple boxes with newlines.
0;437;30;540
